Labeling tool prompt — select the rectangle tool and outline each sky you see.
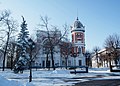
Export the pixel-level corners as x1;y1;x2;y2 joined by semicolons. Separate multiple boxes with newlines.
0;0;120;51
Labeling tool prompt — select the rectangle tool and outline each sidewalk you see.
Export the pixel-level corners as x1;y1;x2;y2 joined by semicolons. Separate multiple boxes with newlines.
74;79;120;86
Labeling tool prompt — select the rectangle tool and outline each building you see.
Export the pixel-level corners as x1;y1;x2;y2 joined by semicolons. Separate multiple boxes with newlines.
91;49;106;68
71;17;86;66
35;17;86;67
92;48;120;68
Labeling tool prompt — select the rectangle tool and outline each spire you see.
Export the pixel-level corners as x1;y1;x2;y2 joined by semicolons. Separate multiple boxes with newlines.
77;17;79;20
77;9;79;20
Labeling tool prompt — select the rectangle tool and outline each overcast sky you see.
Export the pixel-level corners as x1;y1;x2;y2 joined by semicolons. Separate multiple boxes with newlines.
0;0;120;51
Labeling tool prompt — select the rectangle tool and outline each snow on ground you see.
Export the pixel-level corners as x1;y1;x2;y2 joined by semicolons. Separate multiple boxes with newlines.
0;75;23;86
0;68;120;86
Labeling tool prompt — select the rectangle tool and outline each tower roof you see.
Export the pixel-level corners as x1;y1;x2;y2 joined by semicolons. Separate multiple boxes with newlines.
74;17;84;28
71;17;85;32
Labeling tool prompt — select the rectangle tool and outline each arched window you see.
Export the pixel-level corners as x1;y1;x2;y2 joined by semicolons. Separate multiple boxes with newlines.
78;47;81;54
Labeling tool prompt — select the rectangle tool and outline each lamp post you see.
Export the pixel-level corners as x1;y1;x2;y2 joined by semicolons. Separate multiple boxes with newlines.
28;39;35;82
84;52;91;67
84;53;88;67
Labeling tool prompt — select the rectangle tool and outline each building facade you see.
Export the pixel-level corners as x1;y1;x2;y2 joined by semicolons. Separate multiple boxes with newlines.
71;17;86;66
35;17;86;67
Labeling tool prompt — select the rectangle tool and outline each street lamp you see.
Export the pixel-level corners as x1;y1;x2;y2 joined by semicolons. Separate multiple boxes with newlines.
84;52;91;67
28;39;35;82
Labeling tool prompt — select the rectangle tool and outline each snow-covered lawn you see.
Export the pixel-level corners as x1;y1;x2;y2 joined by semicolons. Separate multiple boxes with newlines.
0;68;120;86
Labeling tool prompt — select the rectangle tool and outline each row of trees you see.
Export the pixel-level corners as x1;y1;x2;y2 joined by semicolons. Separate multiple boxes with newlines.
0;10;70;71
37;16;69;70
0;10;18;71
86;34;120;69
101;34;120;68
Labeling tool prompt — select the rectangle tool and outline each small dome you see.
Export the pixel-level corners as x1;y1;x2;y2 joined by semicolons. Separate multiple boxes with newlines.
74;17;84;28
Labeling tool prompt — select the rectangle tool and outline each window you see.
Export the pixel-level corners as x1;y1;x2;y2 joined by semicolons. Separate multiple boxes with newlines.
75;33;83;41
76;33;81;38
78;47;81;54
42;61;45;67
68;60;71;66
79;60;82;66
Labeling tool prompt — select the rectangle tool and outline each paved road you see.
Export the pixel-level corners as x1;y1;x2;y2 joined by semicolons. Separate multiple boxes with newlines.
74;79;120;86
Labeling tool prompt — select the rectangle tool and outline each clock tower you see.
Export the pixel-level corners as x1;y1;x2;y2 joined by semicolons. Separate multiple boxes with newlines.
71;17;85;66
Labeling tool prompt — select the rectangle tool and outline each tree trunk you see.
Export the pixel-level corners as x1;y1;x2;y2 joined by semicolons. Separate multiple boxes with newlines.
96;53;99;68
114;59;118;67
109;60;112;72
97;58;99;68
106;60;108;67
11;55;13;70
46;53;50;70
104;60;105;67
65;57;67;69
3;32;10;71
51;51;55;70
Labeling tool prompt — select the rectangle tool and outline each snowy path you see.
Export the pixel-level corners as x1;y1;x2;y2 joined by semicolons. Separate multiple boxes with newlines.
0;68;120;86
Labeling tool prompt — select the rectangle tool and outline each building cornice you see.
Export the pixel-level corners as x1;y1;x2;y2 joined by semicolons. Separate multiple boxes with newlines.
71;29;85;33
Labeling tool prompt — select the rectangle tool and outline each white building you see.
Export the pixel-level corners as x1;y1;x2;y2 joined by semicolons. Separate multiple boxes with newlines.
35;17;86;67
92;48;120;68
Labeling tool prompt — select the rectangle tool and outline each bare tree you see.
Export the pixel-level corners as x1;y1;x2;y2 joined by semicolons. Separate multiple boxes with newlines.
0;10;10;21
38;16;68;70
0;10;18;71
104;34;120;49
60;41;72;69
84;50;92;68
6;39;16;70
30;40;41;64
93;46;100;68
0;10;11;48
104;34;120;67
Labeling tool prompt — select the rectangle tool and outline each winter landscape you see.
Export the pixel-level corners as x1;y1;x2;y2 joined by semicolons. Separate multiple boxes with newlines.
0;0;120;86
0;68;120;86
